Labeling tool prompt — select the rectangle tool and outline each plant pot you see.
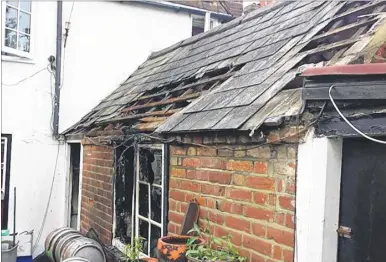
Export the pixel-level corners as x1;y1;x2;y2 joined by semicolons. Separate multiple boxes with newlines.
126;259;158;262
141;258;159;262
186;255;239;262
157;235;205;262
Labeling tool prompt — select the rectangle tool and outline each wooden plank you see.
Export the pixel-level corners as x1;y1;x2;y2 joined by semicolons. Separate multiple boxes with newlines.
180;201;200;235
121;93;200;112
302;85;386;100
134;120;166;131
139;116;169;123
310;18;378;43
330;1;386;24
305;36;360;56
98;109;181;124
317;116;386;137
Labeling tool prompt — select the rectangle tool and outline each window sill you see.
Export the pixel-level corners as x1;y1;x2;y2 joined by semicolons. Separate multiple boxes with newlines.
112;238;149;258
1;55;35;64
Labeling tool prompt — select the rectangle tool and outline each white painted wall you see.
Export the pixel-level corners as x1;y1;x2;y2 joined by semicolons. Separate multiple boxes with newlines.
1;1;68;257
59;1;192;133
295;129;343;262
1;1;192;257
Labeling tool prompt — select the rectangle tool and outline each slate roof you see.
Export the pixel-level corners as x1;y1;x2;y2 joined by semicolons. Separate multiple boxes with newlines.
64;1;386;138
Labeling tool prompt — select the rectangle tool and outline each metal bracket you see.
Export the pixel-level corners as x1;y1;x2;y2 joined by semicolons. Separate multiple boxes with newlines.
337;225;353;239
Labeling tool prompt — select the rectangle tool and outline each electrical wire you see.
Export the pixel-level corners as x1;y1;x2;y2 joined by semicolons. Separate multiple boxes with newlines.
2;67;48;86
328;85;386;144
69;0;75;22
32;143;61;253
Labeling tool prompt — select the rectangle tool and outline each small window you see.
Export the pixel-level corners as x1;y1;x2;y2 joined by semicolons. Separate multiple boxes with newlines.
192;14;205;36
2;1;32;58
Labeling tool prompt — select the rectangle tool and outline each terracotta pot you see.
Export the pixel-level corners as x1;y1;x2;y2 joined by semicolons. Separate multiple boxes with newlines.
141;258;159;262
186;256;238;262
157;235;204;262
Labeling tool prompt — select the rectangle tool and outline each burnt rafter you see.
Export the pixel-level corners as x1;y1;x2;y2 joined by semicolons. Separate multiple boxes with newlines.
98;109;181;124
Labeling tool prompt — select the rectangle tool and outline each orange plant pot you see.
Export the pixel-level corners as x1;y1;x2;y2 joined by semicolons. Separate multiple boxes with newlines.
141;258;159;262
156;235;204;262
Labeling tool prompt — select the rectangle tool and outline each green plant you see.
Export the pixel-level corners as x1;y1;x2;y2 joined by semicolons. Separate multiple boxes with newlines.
124;237;145;261
186;221;247;262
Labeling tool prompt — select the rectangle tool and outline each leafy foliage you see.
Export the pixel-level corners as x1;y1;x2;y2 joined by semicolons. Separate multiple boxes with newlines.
186;221;247;262
124;237;145;261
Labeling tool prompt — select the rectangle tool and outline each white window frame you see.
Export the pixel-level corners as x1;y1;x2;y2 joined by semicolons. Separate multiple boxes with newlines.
135;144;166;257
1;1;34;59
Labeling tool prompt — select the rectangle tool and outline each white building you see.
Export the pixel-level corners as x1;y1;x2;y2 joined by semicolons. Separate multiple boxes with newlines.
0;1;239;257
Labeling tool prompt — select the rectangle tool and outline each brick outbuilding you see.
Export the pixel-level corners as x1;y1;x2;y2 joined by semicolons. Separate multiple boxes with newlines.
64;1;386;261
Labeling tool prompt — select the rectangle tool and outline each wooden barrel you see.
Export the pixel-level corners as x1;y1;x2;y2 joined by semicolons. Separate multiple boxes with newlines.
45;227;82;262
62;257;91;262
61;237;106;262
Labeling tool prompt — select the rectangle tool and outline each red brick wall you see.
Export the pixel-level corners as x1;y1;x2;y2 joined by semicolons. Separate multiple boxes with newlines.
168;141;296;262
80;144;114;244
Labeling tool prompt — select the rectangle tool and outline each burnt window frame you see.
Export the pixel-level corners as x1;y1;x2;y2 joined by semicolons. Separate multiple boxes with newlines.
135;143;169;257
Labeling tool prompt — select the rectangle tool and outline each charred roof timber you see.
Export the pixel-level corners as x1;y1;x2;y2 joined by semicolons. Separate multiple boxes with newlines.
302;64;386;138
63;1;386;140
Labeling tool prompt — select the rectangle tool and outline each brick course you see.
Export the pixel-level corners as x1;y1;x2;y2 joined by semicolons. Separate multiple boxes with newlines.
80;144;114;245
168;142;296;262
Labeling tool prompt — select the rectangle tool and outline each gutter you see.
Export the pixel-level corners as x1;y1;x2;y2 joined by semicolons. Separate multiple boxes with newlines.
126;0;234;21
53;1;63;137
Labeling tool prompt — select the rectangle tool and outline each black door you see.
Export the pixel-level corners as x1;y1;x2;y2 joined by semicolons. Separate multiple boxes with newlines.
338;138;386;262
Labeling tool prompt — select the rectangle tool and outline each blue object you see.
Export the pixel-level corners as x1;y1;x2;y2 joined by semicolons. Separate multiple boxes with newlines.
17;256;32;262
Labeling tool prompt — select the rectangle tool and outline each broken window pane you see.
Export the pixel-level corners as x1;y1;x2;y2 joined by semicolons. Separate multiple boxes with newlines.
139;183;149;217
151;186;162;223
139;147;162;185
152;151;162;185
150;225;161;258
139;148;153;183
139;219;149;255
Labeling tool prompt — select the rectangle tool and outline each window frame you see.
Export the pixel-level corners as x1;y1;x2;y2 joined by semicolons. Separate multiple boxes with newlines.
1;1;34;59
135;143;168;257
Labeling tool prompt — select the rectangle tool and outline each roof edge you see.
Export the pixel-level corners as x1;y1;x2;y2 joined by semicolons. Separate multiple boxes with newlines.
302;63;386;77
126;0;234;19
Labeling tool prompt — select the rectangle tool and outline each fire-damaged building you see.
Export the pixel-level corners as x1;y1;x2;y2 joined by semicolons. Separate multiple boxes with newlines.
63;1;386;262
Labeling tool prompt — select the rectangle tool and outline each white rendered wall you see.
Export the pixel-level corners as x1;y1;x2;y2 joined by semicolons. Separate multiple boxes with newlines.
1;1;68;257
1;1;192;257
295;129;343;262
59;1;192;132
